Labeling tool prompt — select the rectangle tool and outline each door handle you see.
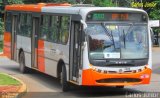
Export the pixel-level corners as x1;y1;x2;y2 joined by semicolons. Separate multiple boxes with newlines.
50;49;56;53
51;49;56;51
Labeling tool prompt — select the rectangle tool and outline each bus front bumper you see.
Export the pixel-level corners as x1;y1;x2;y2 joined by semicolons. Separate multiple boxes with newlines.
82;68;152;86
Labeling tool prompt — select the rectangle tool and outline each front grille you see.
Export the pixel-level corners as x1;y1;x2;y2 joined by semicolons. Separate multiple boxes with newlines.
105;64;135;67
96;78;141;83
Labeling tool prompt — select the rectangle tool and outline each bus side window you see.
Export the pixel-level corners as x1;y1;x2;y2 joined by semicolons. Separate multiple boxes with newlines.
40;15;49;40
19;13;25;35
26;14;32;37
50;16;58;42
59;16;70;44
19;13;32;37
5;12;12;33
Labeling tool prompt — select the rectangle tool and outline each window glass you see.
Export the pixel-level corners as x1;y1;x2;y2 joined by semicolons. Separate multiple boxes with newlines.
49;16;58;42
25;14;32;37
5;12;12;32
19;14;26;35
19;13;32;37
40;15;50;40
39;15;70;44
60;16;70;44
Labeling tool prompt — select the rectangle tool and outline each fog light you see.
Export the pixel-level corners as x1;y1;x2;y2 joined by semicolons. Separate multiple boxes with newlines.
140;74;150;79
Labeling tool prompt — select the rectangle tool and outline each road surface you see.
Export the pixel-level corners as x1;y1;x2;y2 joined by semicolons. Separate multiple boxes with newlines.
0;48;160;98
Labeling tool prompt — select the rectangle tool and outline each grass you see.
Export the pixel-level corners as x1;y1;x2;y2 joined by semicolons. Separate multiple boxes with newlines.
0;73;20;85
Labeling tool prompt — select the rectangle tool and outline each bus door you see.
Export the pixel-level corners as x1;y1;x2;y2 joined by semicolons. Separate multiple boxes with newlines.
70;21;82;82
11;14;18;60
31;17;39;68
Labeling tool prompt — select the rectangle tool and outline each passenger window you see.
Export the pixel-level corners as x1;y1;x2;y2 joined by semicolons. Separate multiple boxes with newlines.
5;12;12;32
19;14;26;35
26;14;32;37
39;15;70;44
60;16;70;44
19;13;32;37
49;16;58;42
40;15;50;40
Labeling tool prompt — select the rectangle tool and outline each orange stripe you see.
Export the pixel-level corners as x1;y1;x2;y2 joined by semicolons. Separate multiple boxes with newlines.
3;32;11;58
5;3;71;12
38;39;45;72
82;68;151;86
5;4;43;12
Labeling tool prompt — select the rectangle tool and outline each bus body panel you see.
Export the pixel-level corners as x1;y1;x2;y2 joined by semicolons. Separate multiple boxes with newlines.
16;35;22;61
82;68;151;86
3;32;11;58
37;39;45;72
148;24;152;69
82;42;90;70
44;41;59;77
43;41;69;77
19;36;31;68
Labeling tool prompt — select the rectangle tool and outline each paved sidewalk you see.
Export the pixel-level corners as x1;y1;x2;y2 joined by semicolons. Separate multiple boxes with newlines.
152;47;160;52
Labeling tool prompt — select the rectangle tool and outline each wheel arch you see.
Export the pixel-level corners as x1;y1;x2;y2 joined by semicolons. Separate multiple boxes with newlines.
18;48;24;62
57;59;66;79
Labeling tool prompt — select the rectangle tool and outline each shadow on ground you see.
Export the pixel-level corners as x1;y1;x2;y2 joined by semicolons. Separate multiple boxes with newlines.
21;69;144;98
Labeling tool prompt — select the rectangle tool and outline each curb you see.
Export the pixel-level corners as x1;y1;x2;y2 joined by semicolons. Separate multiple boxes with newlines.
0;52;7;58
1;73;27;98
0;52;3;55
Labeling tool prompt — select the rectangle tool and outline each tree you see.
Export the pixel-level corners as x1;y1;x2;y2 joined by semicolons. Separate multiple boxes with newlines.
0;0;24;18
0;0;24;49
149;0;160;33
0;18;3;36
81;0;115;7
92;0;115;7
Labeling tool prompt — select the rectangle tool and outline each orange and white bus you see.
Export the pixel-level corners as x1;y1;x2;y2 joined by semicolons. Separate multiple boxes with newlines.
3;3;152;91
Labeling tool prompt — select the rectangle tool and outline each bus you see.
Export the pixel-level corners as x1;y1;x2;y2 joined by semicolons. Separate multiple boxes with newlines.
3;3;152;91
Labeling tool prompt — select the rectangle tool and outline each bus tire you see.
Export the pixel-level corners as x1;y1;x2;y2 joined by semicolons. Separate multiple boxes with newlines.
116;86;124;88
19;51;27;73
60;65;69;92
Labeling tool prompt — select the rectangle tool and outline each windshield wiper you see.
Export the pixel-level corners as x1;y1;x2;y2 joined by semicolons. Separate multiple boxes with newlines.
101;23;115;49
101;23;112;41
111;30;116;49
125;23;134;37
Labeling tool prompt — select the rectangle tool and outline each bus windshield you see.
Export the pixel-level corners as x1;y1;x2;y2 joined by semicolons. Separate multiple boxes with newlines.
86;23;148;60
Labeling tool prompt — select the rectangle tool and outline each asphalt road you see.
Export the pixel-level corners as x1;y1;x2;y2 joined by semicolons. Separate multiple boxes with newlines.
0;48;160;98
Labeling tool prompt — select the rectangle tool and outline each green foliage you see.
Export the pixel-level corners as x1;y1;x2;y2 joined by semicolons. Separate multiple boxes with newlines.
0;18;3;35
0;41;2;52
149;0;160;33
0;0;24;15
0;18;3;51
23;0;74;4
81;0;115;7
92;0;115;7
5;0;24;4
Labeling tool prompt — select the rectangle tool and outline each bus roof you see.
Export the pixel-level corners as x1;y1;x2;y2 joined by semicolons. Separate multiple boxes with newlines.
5;3;147;20
5;3;71;12
42;6;146;14
42;6;147;20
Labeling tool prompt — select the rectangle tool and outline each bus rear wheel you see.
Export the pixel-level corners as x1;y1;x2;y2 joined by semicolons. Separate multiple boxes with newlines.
60;65;69;92
19;52;27;73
